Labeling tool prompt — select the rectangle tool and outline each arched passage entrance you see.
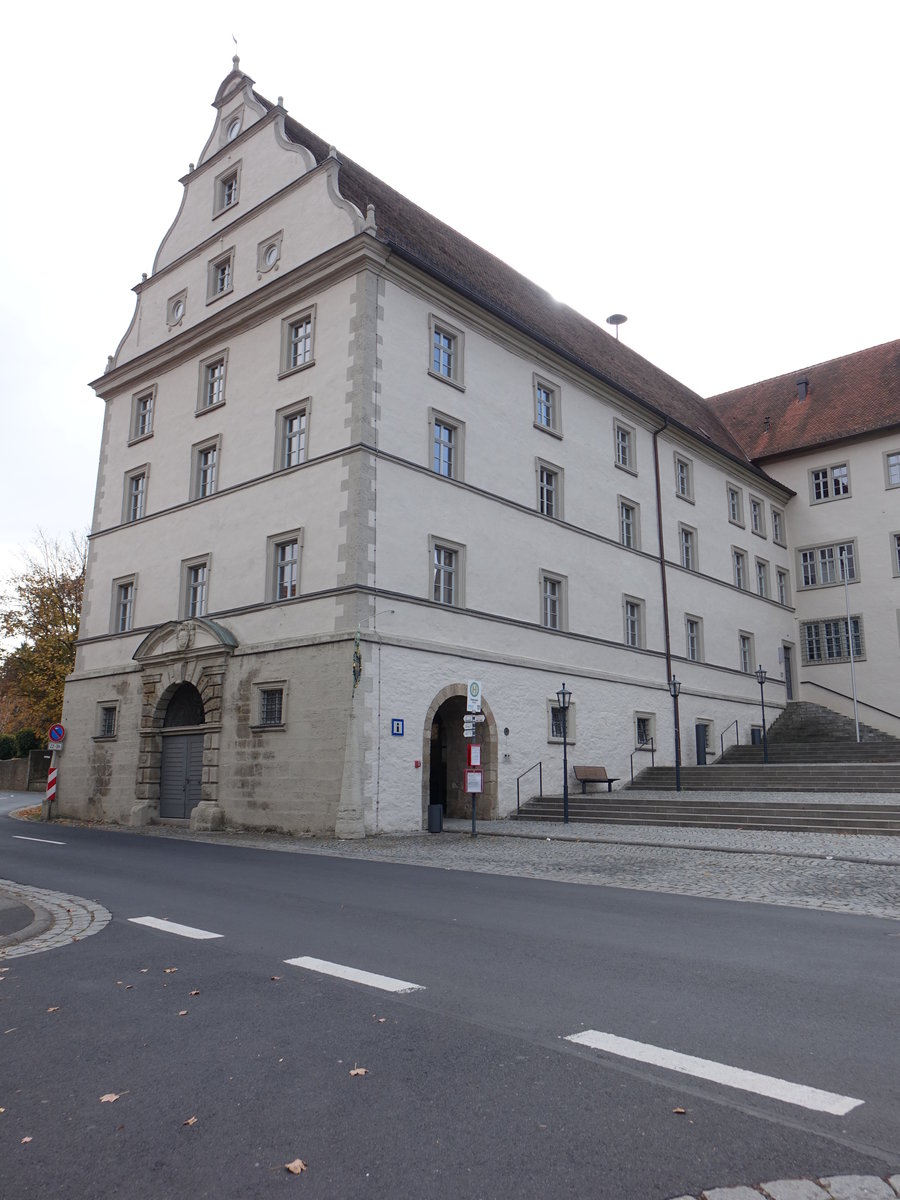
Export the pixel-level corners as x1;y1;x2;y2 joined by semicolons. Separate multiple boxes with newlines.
422;685;498;825
159;682;205;819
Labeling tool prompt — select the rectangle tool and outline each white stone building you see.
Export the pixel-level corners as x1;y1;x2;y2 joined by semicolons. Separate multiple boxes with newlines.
60;62;822;834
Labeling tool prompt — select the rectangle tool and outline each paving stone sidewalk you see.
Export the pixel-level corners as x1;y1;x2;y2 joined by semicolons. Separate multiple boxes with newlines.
0;878;111;960
670;1172;900;1200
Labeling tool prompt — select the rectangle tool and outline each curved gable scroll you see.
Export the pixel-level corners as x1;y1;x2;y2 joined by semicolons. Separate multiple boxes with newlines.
133;618;238;663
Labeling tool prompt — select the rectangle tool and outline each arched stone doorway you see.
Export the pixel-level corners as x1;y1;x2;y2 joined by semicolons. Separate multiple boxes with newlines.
422;685;498;825
160;683;205;819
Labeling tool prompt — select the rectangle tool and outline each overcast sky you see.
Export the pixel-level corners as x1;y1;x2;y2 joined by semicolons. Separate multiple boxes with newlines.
2;0;897;587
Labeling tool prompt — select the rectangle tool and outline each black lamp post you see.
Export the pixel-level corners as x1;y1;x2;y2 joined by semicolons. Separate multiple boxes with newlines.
668;675;682;792
556;682;572;824
755;664;769;764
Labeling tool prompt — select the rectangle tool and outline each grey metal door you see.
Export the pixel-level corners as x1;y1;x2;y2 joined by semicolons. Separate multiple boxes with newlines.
160;734;204;818
783;645;794;700
695;723;708;765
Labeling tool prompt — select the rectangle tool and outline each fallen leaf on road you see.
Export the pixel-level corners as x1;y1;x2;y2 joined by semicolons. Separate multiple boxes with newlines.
182;1116;198;1126
4;1028;16;1034
270;976;282;982
164;968;177;974
189;990;200;996
0;1107;6;1113
349;1067;368;1077
139;968;149;973
672;1107;686;1115
100;1093;125;1103
21;1136;32;1144
125;985;134;991
46;1007;60;1013
178;1011;189;1017
116;981;123;986
285;1159;307;1174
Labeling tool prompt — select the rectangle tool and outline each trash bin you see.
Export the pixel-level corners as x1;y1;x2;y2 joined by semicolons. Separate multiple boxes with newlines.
427;804;443;833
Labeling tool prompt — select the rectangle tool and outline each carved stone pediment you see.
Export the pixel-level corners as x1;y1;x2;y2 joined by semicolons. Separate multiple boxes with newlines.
133;618;237;663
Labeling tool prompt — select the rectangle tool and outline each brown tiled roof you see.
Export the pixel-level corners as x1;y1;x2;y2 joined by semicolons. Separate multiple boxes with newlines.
252;95;756;469
708;339;900;461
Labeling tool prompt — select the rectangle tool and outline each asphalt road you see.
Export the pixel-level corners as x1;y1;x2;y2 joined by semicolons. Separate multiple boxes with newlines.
1;801;898;1199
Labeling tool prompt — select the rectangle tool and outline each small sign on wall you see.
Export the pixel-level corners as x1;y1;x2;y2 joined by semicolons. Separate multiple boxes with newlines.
391;719;404;736
464;768;483;793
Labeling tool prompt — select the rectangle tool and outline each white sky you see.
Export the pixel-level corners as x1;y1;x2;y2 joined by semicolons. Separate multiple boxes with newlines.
2;0;898;587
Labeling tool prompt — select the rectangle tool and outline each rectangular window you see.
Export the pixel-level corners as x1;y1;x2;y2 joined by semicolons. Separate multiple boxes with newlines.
281;406;308;468
618;498;638;549
214;162;241;214
195;443;218;499
739;632;754;674
685;615;703;662
207;250;234;301
280;307;316;376
199;354;227;410
433;544;457;605
772;508;785;545
540;571;567;631
797;540;858;589
275;539;299;600
185;560;209;618
115;579;135;633
536;461;563;519
810;462;850;503
733;549;747;589
801;616;864;665
548;700;576;743
428;315;464;387
428;409;464;481
98;705;117;739
727;485;744;526
533;376;561;435
892;532;900;577
776;569;790;606
259;687;284;727
623;595;644;648
679;525;696;571
614;421;635;472
750;497;765;536
674;455;693;500
756;559;769;598
885;451;900;489
635;714;654;747
131;389;155;441
125;470;147;522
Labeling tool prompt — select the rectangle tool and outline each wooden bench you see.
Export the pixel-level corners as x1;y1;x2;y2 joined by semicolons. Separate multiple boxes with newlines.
572;765;619;793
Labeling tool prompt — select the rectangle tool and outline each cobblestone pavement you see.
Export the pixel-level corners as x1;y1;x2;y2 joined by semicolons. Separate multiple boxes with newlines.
669;1173;900;1199
0;877;111;960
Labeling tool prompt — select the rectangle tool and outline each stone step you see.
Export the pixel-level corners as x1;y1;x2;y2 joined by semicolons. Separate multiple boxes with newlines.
719;744;900;763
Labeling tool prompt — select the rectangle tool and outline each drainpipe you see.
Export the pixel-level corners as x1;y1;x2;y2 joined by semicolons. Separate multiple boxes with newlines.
652;421;680;780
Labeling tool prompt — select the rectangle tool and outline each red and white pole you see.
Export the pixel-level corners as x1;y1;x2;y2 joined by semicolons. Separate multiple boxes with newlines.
45;751;58;815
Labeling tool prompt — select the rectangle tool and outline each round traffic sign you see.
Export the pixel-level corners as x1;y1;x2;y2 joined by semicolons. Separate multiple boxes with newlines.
48;723;66;743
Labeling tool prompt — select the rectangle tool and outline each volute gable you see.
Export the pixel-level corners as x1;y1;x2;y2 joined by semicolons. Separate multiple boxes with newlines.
133;618;238;663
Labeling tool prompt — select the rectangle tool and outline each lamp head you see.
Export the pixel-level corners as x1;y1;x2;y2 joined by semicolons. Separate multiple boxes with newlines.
668;675;681;698
756;665;767;686
556;682;572;709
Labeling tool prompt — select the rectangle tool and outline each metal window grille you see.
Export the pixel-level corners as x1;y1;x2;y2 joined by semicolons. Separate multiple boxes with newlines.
100;707;117;738
259;688;283;726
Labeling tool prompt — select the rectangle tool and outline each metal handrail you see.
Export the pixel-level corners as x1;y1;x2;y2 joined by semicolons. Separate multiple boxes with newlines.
720;719;739;758
629;738;655;783
516;761;543;814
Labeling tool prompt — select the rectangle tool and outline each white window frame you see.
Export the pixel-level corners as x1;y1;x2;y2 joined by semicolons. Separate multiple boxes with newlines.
275;400;310;470
257;231;284;275
192;437;221;501
776;568;790;606
809;461;850;504
548;698;576;744
207;248;235;302
428;314;465;390
213;162;242;215
739;631;755;674
130;386;155;443
429;408;465;481
797;540;858;589
536;459;564;520
95;702;119;740
614;419;636;474
685;614;704;662
732;547;748;590
111;575;136;634
430;536;466;607
884;450;900;490
252;681;288;730
623;594;645;649
533;374;562;437
726;484;744;527
123;466;148;523
678;523;698;571
267;529;303;602
198;351;228;412
181;555;211;620
540;570;568;631
800;615;865;665
771;507;786;547
755;558;769;598
618;496;640;550
892;532;900;578
674;453;694;502
280;306;316;377
749;496;766;537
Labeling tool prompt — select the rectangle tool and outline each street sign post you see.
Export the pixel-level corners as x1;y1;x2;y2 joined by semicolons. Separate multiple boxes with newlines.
465;767;483;837
48;723;66;744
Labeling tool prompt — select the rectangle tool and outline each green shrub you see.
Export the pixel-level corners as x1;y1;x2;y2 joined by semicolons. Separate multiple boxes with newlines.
15;729;40;757
0;735;15;760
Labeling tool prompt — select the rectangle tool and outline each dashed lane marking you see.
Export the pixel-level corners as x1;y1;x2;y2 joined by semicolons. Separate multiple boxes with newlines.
128;916;224;940
12;835;66;845
284;956;425;994
564;1030;864;1116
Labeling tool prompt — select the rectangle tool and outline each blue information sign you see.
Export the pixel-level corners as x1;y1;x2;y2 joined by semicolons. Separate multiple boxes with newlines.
391;719;404;737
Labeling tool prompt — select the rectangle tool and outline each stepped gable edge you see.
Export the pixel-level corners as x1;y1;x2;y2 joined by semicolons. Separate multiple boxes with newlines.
249;88;764;475
708;337;900;461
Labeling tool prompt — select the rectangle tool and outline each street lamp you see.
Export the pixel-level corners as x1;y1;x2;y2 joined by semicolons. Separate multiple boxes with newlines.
668;675;682;792
556;682;572;824
755;664;769;764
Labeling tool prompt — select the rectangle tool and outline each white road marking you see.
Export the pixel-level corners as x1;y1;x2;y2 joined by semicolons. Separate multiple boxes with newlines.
128;916;223;940
284;956;425;994
12;835;66;846
564;1030;863;1116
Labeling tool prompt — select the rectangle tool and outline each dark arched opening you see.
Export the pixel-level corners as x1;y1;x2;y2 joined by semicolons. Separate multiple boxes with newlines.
160;683;205;818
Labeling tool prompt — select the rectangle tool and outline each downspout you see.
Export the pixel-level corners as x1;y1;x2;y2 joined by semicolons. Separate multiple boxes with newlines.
652;420;681;774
